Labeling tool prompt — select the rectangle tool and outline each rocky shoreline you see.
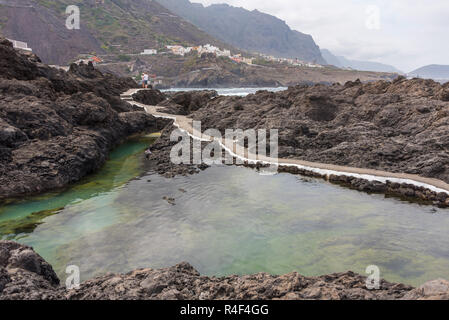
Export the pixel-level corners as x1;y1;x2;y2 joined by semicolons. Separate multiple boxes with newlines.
277;165;449;207
144;129;449;208
187;79;449;185
2;241;449;300
126;85;449;207
2;38;449;300
145;124;210;178
132;75;449;206
0;38;168;201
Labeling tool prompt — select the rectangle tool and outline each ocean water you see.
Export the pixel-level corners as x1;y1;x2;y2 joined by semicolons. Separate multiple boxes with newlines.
1;136;449;286
162;87;288;96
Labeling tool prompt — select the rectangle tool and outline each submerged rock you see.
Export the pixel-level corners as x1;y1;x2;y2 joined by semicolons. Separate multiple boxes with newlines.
162;196;176;205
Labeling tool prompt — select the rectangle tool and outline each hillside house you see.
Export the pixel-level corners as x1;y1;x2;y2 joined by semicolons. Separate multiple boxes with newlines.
230;54;243;63
242;57;253;65
141;49;157;55
7;38;32;52
166;45;192;56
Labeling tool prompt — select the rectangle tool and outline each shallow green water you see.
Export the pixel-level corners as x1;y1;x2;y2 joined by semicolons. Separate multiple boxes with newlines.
1;136;449;287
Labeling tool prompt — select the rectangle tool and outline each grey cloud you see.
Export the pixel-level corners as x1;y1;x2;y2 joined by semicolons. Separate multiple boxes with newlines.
195;0;449;71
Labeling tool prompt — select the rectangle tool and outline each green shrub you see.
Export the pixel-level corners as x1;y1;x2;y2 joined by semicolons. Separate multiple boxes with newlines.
118;54;131;62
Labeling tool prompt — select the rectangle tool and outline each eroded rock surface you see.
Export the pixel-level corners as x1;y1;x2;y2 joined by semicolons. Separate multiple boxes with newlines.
3;241;449;300
65;263;415;300
0;241;60;300
145;125;209;178
0;38;166;200
132;88;166;106
5;241;449;300
158;90;218;115
402;279;449;300
187;79;449;185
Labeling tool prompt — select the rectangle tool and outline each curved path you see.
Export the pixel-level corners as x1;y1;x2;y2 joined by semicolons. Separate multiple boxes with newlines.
122;89;449;194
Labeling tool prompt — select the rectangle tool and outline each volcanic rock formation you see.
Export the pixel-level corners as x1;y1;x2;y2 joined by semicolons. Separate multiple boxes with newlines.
0;38;167;200
186;78;449;186
1;241;449;300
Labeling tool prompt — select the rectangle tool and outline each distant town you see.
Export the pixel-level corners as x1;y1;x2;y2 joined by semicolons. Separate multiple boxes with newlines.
6;37;325;88
6;36;325;71
77;43;325;69
162;44;324;68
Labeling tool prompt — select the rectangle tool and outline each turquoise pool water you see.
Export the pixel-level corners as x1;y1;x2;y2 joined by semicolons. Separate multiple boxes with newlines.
1;136;449;287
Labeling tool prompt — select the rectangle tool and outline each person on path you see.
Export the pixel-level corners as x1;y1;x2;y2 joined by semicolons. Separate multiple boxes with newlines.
141;73;146;88
143;73;149;88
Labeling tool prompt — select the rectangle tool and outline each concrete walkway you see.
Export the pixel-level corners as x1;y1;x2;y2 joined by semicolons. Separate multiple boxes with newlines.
121;88;449;194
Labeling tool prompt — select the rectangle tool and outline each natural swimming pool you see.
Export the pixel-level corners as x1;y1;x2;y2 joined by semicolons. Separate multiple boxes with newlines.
1;135;448;286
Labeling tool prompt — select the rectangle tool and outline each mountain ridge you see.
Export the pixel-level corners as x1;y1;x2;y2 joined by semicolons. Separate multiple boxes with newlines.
155;0;326;64
408;64;449;80
0;0;234;65
321;49;403;74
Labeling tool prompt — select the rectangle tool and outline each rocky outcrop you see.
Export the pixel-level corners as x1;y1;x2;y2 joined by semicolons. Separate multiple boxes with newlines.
402;279;449;300
132;88;166;106
158;90;218;115
64;263;411;300
171;67;284;88
188;78;449;186
0;241;60;300
145;125;209;178
276;166;449;207
2;241;449;300
0;38;166;200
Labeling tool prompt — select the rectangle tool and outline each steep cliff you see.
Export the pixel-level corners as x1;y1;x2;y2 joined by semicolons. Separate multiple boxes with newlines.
156;0;326;64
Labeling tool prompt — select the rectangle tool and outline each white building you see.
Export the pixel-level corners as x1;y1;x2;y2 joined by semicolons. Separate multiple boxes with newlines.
166;45;192;56
242;57;253;65
166;44;232;58
201;44;231;57
7;38;32;52
141;49;157;55
217;49;231;57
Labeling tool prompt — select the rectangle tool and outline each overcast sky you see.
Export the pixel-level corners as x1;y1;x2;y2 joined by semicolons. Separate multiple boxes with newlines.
193;0;449;72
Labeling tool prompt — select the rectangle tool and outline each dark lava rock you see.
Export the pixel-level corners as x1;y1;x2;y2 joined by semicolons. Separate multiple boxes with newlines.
0;241;60;300
190;79;449;184
0;38;166;200
64;264;413;300
145;125;209;178
158;90;218;115
0;38;40;80
2;241;449;300
132;89;166;106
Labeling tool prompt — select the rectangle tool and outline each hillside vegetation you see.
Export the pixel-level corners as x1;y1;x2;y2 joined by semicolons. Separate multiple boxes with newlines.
0;0;231;64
